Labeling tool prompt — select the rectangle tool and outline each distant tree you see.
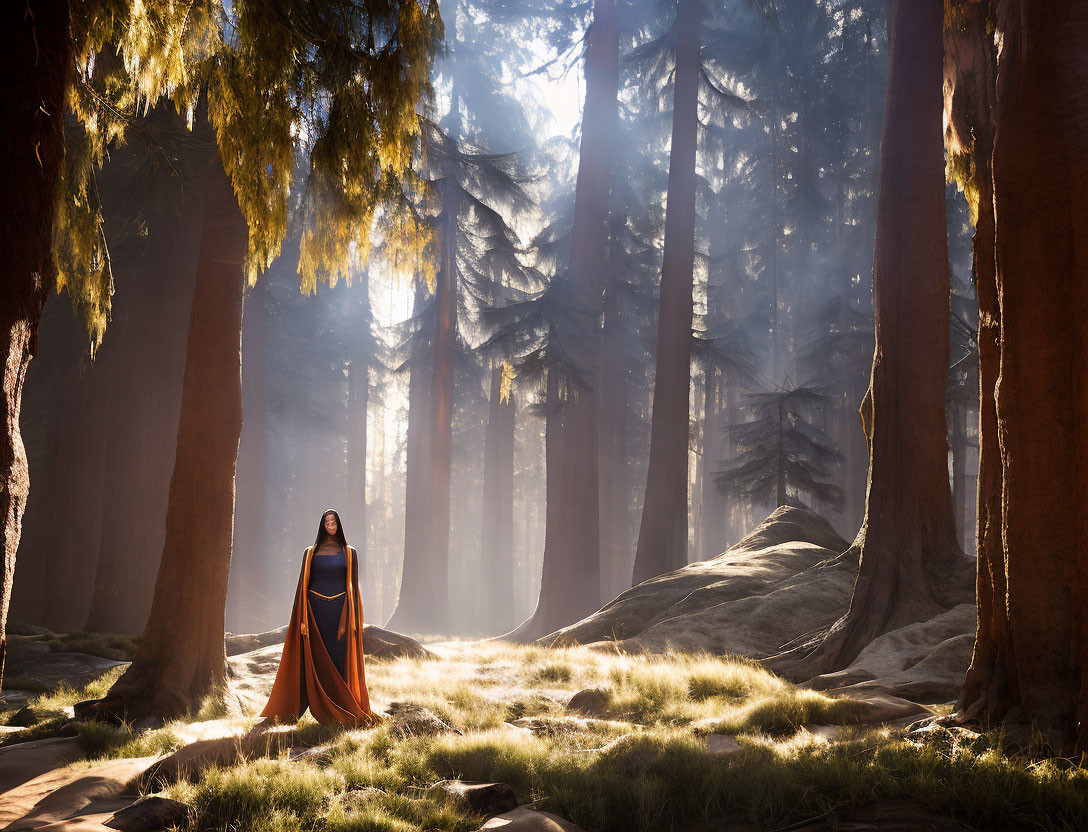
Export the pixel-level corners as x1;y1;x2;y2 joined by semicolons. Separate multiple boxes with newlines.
387;117;532;634
715;386;844;512
631;0;753;584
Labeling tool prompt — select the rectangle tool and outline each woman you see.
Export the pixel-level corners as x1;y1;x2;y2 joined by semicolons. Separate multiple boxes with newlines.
261;509;380;727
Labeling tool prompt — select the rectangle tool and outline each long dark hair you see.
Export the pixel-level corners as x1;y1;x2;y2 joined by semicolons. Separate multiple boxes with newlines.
313;508;348;551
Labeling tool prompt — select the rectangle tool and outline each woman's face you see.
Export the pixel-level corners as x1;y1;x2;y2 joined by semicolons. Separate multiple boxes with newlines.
324;513;338;537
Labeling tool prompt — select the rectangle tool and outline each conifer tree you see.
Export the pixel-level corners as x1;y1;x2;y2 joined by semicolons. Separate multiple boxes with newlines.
715;385;844;512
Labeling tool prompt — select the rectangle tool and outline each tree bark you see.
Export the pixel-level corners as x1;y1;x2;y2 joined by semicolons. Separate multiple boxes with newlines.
105;138;246;720
480;363;515;634
388;282;432;630
632;0;700;584
768;0;971;680
510;0;618;640
0;0;70;685
85;151;200;635
951;398;967;553
700;367;726;556
957;0;1088;751
347;276;370;617
388;214;454;634
227;276;269;633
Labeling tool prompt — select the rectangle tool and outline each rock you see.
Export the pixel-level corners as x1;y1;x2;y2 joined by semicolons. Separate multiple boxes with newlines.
136;721;297;789
566;688;611;718
336;787;386;810
702;734;741;755
477;806;586;832
804;605;977;704
0;754;161;830
386;704;461;738
105;796;196;832
846;693;931;725
7;706;39;727
4;651;127;693
510;715;630;736
546;507;853;658
0;736;85;794
225;624;435;660
431;780;519;816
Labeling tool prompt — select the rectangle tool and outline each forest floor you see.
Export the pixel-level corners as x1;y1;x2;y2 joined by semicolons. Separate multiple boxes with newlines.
2;634;1088;831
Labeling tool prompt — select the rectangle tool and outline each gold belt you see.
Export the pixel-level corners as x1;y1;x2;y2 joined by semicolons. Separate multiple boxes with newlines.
308;590;346;600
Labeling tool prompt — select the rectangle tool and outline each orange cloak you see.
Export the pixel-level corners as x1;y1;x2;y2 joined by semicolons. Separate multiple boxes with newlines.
261;545;379;727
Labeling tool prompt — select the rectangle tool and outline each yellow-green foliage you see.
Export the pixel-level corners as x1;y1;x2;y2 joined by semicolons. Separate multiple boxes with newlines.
55;0;442;354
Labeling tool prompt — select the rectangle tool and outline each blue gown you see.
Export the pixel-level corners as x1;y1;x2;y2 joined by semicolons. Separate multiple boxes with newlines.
307;549;348;678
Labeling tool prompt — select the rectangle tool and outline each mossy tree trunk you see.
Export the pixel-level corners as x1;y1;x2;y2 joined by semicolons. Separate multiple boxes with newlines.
106;137;246;720
0;0;71;687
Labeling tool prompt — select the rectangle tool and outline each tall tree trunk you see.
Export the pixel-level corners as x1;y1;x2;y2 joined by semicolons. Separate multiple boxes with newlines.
348;272;369;609
510;0;618;640
957;0;1088;751
699;366;722;557
85;169;200;635
951;398;967;552
769;0;971;680
228;276;269;633
480;363;515;634
11;296;80;625
632;0;700;585
388;282;431;630
105;138;246;720
389;210;455;635
598;250;631;599
0;0;70;685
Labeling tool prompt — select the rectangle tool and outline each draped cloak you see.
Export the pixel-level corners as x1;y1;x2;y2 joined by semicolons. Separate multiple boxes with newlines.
260;544;380;727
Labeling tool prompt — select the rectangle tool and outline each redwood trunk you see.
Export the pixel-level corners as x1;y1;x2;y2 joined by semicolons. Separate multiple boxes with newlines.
632;0;700;584
512;0;618;640
106;142;246;720
769;0;970;680
951;399;967;553
85;177;199;635
388;210;454;634
228;277;269;633
480;363;515;634
700;367;723;556
0;0;70;685
347;282;369;615
388;282;432;630
957;0;1088;751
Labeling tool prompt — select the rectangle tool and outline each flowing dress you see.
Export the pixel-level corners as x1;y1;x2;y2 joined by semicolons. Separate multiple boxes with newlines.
260;544;379;727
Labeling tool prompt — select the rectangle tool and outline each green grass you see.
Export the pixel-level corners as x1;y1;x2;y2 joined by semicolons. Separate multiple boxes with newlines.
75;720;184;760
7;637;1088;831
44;631;138;661
1;665;127;745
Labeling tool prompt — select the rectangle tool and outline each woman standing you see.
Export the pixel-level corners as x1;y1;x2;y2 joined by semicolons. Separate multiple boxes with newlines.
261;509;380;727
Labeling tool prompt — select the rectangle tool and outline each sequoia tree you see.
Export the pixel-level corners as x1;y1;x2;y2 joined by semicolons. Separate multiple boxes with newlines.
630;0;702;584
956;0;1088;751
104;136;246;719
768;0;972;680
512;0;619;640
